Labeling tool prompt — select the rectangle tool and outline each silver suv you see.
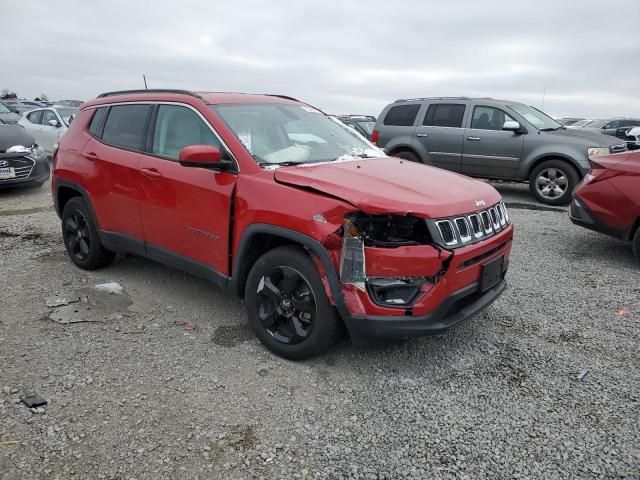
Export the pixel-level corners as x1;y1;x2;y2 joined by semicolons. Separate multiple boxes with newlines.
373;97;627;205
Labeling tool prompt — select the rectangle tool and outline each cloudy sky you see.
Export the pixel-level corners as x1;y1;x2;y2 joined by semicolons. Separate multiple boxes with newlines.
4;1;639;118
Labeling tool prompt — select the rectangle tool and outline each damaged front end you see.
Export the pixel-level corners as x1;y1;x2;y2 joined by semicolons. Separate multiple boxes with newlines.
335;212;452;311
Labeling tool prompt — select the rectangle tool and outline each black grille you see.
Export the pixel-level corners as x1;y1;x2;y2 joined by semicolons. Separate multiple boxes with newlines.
0;156;34;181
469;215;481;235
481;212;491;231
490;208;499;226
455;218;469;239
437;221;455;244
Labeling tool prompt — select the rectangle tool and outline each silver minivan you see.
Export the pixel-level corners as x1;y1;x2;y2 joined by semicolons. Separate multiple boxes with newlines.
373;97;627;205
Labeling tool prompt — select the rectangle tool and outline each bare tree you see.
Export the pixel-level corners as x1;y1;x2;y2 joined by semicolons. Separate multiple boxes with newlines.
40;93;49;102
1;88;18;100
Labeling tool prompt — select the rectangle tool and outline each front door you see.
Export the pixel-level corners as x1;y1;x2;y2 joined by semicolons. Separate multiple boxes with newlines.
413;102;467;172
40;110;63;155
137;104;237;276
462;105;524;178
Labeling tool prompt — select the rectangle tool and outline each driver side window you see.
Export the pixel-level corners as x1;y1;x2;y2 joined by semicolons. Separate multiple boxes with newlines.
42;110;58;126
604;120;619;129
471;106;516;131
152;105;221;160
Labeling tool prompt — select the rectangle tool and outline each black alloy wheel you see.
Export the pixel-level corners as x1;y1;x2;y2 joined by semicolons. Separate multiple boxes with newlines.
256;266;317;345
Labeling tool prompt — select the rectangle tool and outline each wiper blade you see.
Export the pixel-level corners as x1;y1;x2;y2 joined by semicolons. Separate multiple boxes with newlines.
540;126;564;131
258;161;304;167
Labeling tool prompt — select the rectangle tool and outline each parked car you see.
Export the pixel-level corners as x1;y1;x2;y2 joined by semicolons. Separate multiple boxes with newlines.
556;117;584;126
373;97;627;205
18;106;79;156
623;127;640;150
0;102;21;124
52;89;514;359
0;124;50;188
54;99;84;108
336;115;377;140
568;119;594;128
570;151;640;262
579;118;640;137
4;101;38;115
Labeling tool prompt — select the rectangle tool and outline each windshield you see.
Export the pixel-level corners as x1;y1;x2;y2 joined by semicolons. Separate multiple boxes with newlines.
213;104;381;165
507;104;562;130
573;119;593;127
56;108;79;126
0;103;10;114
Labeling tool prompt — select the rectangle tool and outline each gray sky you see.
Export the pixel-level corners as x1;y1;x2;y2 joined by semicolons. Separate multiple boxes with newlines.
4;0;639;118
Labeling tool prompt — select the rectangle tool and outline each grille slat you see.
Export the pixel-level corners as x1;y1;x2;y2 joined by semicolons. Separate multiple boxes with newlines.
434;202;510;248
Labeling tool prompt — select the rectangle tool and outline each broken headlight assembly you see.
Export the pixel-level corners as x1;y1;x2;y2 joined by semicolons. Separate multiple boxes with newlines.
338;213;436;306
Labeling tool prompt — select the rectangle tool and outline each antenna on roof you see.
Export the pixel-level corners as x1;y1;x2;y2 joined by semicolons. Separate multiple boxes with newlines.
541;84;546;111
143;74;148;90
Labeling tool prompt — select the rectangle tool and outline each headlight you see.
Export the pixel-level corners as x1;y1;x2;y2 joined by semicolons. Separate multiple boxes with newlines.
587;147;609;158
28;145;46;158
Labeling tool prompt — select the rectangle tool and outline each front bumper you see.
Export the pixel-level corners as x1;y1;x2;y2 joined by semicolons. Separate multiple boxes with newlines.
0;154;50;188
569;195;626;240
345;278;506;340
336;224;513;342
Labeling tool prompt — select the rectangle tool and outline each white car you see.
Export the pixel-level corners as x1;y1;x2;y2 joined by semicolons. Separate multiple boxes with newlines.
624;126;640;150
17;106;79;156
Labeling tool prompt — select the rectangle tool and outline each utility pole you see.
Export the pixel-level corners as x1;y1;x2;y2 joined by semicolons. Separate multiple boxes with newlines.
143;74;148;90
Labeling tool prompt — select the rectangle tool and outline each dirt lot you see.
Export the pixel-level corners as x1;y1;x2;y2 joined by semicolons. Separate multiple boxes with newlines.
1;180;639;480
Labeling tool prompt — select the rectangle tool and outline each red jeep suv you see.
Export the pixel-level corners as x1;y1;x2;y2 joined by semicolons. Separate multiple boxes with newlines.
52;89;514;359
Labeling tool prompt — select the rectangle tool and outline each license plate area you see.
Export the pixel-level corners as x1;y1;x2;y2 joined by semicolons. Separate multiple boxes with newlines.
0;167;15;179
480;255;504;291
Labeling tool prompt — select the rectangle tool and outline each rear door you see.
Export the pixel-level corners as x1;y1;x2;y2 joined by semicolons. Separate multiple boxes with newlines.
414;102;468;172
82;104;150;246
23;110;44;145
461;104;524;178
137;103;238;276
39;110;63;154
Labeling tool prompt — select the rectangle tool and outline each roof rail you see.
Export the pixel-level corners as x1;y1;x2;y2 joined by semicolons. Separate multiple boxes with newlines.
264;94;300;102
97;89;202;99
394;96;471;103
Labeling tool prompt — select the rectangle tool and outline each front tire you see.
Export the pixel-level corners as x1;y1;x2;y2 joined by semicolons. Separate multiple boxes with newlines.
393;150;421;163
61;197;115;270
529;160;579;206
245;246;342;360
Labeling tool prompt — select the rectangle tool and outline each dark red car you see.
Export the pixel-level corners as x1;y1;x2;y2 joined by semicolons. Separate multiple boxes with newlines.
570;151;640;261
52;89;514;359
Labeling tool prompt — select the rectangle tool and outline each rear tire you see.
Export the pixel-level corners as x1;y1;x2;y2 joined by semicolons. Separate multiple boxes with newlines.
61;197;115;270
529;160;579;206
633;227;640;264
245;246;342;360
392;150;421;163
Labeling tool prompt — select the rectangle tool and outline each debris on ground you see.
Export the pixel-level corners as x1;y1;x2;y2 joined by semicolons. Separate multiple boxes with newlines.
617;308;629;317
94;282;124;294
176;320;197;332
48;287;133;324
577;369;590;381
45;295;79;308
0;440;21;447
20;392;47;408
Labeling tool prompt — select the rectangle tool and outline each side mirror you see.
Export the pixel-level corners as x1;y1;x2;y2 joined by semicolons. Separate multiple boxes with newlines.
48;119;60;127
179;145;223;168
502;120;521;131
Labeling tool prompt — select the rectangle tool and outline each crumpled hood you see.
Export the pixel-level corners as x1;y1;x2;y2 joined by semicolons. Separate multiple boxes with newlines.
0;125;34;153
274;157;501;218
550;127;623;147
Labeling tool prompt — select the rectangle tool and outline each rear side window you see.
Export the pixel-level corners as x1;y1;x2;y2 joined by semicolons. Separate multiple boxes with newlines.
383;104;420;126
27;110;43;124
101;105;151;151
423;104;466;128
88;107;107;137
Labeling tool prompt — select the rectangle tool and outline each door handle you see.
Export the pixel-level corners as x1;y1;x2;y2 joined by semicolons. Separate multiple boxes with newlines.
467;136;481;141
82;152;99;161
416;133;428;138
140;168;162;178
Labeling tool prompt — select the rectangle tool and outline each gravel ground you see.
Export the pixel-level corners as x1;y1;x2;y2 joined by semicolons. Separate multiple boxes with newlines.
1;180;639;480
